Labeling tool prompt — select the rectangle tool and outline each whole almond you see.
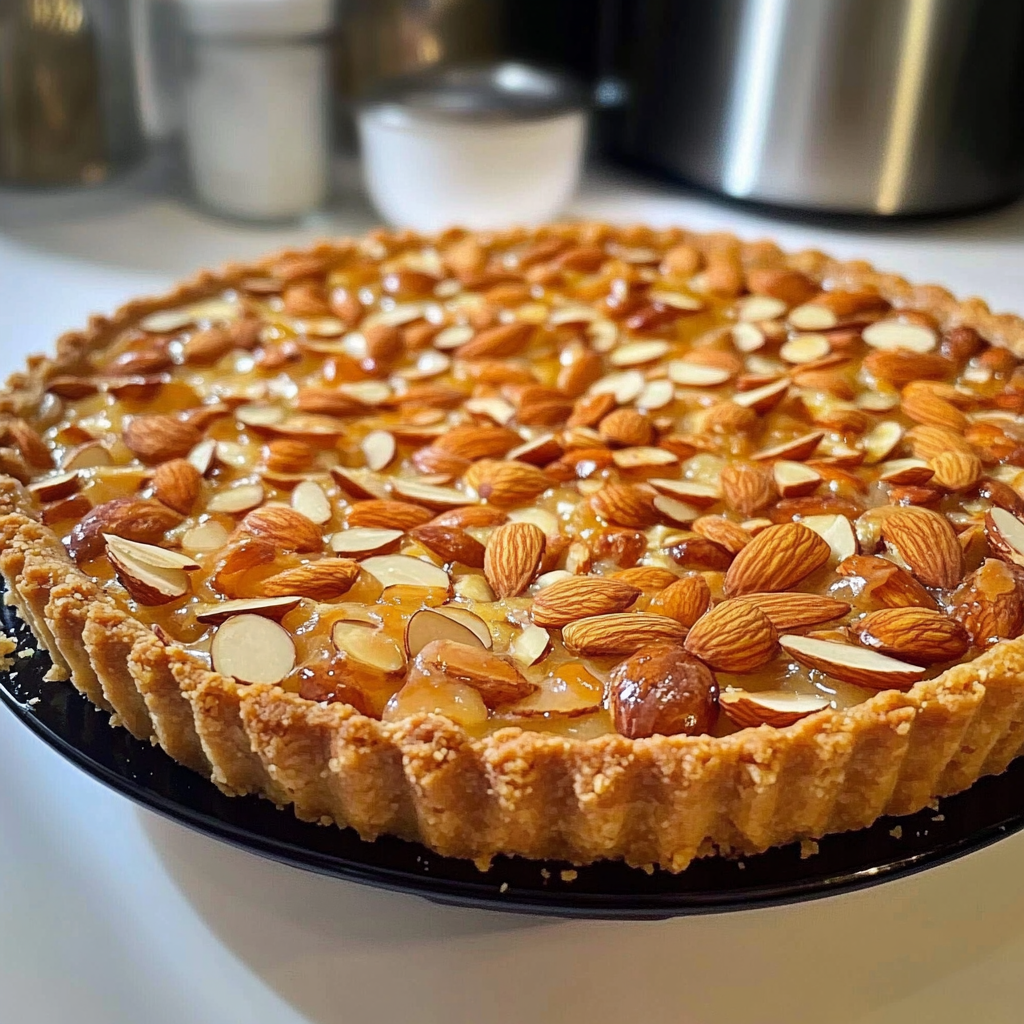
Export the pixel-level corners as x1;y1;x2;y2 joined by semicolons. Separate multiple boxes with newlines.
562;613;687;656
347;499;433;530
364;323;405;363
739;592;850;630
928;450;983;492
591;482;661;529
692;515;752;554
464;459;550;507
880;507;963;588
598;408;655;447
258;558;360;600
7;419;53;468
123;415;202;464
242;505;323;552
484;521;546;598
660;243;702;278
515;386;573;426
836;554;937;609
977;478;1024;518
720;460;774;516
852;607;970;663
610;565;679;591
435;424;521;460
906;424;975;460
684;599;779;672
669;536;735;571
429;505;508;529
951;558;1024;647
558;349;605;398
568;391;618;428
183;326;237;365
863;349;954;387
456;322;534;360
411;446;471;478
212;537;276;597
901;381;968;431
295;387;365;417
264;439;316;473
745;267;815;305
410;524;486;568
415;638;536;707
650;575;711;627
725;522;831;595
151;458;202;514
532;575;641;627
67;497;183;562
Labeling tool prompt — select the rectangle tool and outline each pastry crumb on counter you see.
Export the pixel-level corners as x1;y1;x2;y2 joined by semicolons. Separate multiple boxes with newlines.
560;869;578;883
0;630;15;672
890;826;904;840
799;839;819;859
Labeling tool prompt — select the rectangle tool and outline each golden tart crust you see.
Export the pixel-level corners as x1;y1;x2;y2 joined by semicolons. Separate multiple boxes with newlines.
3;223;1024;871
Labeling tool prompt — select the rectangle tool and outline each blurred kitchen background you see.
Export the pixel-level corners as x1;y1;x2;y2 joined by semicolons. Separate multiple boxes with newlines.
2;0;1023;229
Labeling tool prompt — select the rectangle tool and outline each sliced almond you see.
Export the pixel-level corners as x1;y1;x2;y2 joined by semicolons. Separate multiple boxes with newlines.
589;369;645;405
668;361;732;387
181;520;231;555
649;478;720;507
732;377;789;413
511;624;551;666
433;325;475;350
648;290;704;311
507;433;563;465
435;606;492;648
719;689;831;729
862;321;936;353
736;295;788;322
780;334;831;364
862;421;904;464
773;460;822;498
330;527;404;557
106;546;190;606
779;634;927;689
332;620;406;673
613;447;678;470
361;430;396;471
788;304;838;331
801;513;857;564
986;507;1024;567
27;470;80;502
637;378;675;410
610;340;671;367
104;534;200;571
752;431;824;462
207;482;265;515
194;595;302;624
391;478;467;510
62;441;113;471
652;494;701;524
879;458;934;486
236;404;286;430
330;465;389;500
359;553;450;590
405;607;486;657
291;479;332;525
464;396;516;425
414;639;535;707
211;614;295;684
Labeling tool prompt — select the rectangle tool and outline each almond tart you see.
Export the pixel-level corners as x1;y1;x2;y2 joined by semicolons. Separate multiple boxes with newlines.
4;224;1024;873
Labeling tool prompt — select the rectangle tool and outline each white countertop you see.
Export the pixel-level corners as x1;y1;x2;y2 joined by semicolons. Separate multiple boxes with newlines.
3;168;1024;1024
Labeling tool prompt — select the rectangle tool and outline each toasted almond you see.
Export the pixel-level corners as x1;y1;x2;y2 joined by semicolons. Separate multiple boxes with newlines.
435;423;521;460
332;620;406;674
773;460;822;498
290;479;332;525
725;522;831;595
719;689;830;729
123;415;202;465
951;558;1024;647
242;505;323;552
648;575;711;627
360;553;450;590
211;614;296;685
862;321;936;353
836;553;937;609
484;521;545;598
405;607;486;657
561;613;687;656
721;462;776;517
852;607;969;664
430;505;508;529
682;599;778;672
901;382;967;431
27;470;80;502
779;634;926;689
207;482;265;515
880;507;963;588
599;408;655;447
409;523;486;567
611;565;678;591
151;458;202;514
456;321;533;360
361;430;396;471
195;595;301;625
692;516;752;554
346;499;432;530
258;558;360;600
415;639;536;706
740;592;850;630
906;424;975;461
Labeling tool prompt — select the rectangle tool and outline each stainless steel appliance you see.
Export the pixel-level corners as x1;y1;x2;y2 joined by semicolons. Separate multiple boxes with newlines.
604;0;1024;216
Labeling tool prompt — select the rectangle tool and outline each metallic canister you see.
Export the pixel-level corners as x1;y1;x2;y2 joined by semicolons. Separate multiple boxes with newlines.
604;0;1024;216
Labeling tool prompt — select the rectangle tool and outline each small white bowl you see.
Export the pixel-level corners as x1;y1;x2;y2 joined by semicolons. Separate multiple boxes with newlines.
358;63;588;232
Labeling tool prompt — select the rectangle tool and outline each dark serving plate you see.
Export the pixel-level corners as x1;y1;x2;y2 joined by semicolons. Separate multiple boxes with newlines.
2;598;1023;919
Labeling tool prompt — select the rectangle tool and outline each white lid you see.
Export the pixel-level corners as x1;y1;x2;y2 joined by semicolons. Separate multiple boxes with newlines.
178;0;333;38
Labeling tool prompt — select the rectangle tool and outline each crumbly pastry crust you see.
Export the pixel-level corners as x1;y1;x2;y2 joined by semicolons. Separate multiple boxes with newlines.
3;222;1024;871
